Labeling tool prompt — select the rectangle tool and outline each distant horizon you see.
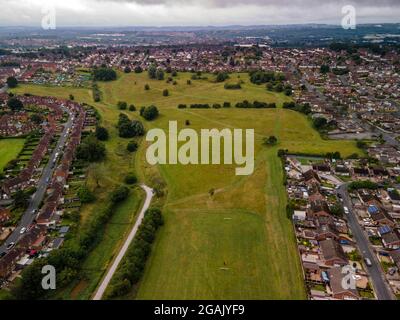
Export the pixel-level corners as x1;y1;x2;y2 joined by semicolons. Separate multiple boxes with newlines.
1;0;400;28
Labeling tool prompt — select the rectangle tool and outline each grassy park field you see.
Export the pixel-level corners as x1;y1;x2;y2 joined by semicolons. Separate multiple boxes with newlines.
11;71;361;300
0;139;25;172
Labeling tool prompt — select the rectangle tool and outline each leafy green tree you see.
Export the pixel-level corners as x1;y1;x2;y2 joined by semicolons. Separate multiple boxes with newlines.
148;64;157;79
30;114;43;125
117;101;127;110
156;69;165;80
134;66;143;73
163;89;169;97
77;186;96;203
127;141;138;152
76;135;106;162
95;126;109;141
141;105;159;121
264;136;278;146
7;97;23;111
93;67;117;81
320;65;330;74
110;186;130;203
6;76;18;88
124;173;138;185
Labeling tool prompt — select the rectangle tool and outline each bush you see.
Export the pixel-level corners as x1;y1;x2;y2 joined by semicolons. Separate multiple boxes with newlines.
6;76;18;88
144;84;150;91
93;67;117;81
124;66;131;73
76;135;106;162
163;89;169;97
124;173;138;185
117;101;128;110
134;66;143;73
110;186;130;203
127;141;138;152
178;104;187;109
141;105;159;121
95;126;109;141
77;186;96;203
129;104;136;111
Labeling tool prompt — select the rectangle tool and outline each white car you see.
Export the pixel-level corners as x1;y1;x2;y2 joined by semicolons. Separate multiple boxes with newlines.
344;207;350;214
20;227;26;234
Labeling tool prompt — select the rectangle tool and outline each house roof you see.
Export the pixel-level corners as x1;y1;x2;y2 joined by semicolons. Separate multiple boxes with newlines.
320;239;348;263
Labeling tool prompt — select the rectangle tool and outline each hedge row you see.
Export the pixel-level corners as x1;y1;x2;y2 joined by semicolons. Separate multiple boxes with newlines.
105;208;163;299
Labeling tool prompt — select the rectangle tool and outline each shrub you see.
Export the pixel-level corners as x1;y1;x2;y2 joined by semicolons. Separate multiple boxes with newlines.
124;173;138;185
95;126;109;141
77;186;96;203
141;105;159;121
127;141;138;152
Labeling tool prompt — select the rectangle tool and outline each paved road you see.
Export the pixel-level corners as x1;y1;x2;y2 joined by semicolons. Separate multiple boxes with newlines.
337;184;395;300
0;107;74;254
0;84;8;94
92;184;154;300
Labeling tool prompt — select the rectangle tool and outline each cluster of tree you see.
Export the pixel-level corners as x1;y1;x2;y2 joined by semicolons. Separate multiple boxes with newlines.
140;105;159;121
224;83;242;90
77;185;96;203
123;66;131;74
118;113;145;138
312;117;329;131
148;65;164;80
267;82;293;96
332;67;350;76
12;184;131;300
92;82;101;102
249;70;285;85
235;100;276;109
6;76;18;88
30;114;43;125
76;135;106;162
178;102;231;109
95;126;109;141
93;67;117;81
282;102;312;115
0;61;20;67
325;152;342;160
215;72;229;83
7;97;24;111
320;64;330;74
348;180;379;191
106;208;163;299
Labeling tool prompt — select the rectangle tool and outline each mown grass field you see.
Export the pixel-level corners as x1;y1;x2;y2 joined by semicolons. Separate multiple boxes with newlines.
11;71;361;300
0;139;25;172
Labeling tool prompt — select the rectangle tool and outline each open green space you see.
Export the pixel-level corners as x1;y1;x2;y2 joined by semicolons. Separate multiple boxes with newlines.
11;71;361;300
0;139;25;172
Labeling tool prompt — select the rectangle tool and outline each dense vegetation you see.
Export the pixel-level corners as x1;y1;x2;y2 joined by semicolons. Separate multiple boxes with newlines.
118;113;145;138
93;67;117;81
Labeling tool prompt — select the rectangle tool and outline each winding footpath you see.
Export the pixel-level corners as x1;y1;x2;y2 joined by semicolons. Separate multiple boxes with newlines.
92;184;154;300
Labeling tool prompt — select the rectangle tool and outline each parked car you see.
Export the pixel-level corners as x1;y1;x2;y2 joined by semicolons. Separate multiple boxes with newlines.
20;227;26;234
344;206;350;215
6;242;15;250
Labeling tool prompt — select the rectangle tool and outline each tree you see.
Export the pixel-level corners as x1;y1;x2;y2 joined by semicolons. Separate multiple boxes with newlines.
30;114;43;125
129;104;136;111
95;126;109;141
141;105;159;121
156;69;165;81
14;190;29;209
264;136;278;146
117;101;127;110
320;65;330;74
313;117;328;130
76;135;106;162
148;64;157;79
93;67;117;81
77;186;96;203
124;173;138;185
118;114;145;138
7;97;23;111
134;66;143;73
216;72;229;82
110;186;130;203
69;94;74;101
124;66;131;73
162;89;169;97
144;84;150;91
6;76;18;88
127;141;138;152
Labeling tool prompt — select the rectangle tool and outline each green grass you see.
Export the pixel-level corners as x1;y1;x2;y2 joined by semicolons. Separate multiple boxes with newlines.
11;72;361;300
0;139;25;172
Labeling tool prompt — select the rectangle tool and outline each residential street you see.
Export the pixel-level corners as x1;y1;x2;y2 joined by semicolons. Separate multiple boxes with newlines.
92;184;154;300
0;107;74;255
337;184;396;300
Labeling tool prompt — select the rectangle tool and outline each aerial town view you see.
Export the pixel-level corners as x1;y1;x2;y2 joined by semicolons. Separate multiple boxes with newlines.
0;0;400;310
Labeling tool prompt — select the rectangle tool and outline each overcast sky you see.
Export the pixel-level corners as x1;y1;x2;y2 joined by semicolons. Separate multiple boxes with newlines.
0;0;399;27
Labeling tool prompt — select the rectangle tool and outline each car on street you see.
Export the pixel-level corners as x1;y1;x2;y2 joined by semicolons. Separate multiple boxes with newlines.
6;242;15;250
20;227;26;234
364;258;373;267
344;206;349;215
